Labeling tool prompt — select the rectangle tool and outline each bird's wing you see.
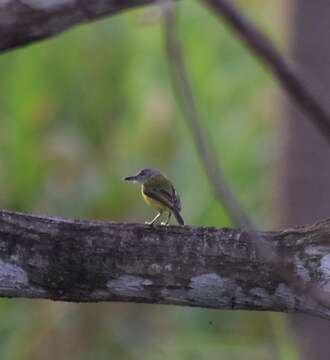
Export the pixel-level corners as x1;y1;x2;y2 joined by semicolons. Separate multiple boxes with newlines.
143;189;174;211
158;185;181;211
143;188;184;225
171;187;182;211
144;174;181;211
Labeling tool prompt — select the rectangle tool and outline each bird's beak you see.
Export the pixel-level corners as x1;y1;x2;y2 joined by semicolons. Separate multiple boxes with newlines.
123;175;137;181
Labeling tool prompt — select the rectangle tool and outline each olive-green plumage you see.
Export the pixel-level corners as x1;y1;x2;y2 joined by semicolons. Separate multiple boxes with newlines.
124;168;184;225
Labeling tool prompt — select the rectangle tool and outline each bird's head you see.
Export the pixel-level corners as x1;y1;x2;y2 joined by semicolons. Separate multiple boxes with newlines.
124;168;160;185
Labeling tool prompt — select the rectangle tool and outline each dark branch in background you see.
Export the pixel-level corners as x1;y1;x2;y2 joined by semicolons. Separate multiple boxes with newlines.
0;0;330;149
161;1;330;311
201;0;330;145
1;0;330;148
199;0;330;309
162;1;253;230
0;209;330;320
1;0;330;313
0;0;330;146
0;0;155;52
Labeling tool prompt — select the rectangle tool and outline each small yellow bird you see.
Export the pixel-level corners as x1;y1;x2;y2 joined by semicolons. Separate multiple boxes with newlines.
124;168;184;225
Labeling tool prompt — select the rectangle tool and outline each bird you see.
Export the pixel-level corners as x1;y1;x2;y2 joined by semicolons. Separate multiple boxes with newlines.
124;168;184;226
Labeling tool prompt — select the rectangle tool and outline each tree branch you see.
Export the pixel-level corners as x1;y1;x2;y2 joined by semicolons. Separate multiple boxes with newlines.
202;0;330;145
2;0;330;150
0;209;330;320
0;0;155;52
2;0;330;149
162;2;330;311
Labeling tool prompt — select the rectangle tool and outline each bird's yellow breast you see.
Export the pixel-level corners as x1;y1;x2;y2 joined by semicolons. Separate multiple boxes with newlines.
141;188;169;213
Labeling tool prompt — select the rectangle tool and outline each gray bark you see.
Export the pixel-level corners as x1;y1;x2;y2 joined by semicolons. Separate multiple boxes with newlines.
277;1;330;358
0;209;330;320
0;0;155;52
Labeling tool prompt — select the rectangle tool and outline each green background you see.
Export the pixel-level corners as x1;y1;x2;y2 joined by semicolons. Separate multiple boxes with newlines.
0;1;300;359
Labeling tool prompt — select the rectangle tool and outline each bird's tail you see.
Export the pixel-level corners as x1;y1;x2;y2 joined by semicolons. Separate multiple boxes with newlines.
172;208;184;225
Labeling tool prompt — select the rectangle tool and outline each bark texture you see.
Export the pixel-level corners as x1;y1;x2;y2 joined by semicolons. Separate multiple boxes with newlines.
0;210;330;319
0;0;154;52
277;1;330;358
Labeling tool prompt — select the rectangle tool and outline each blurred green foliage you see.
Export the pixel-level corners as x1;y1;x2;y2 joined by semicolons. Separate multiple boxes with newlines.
0;1;300;359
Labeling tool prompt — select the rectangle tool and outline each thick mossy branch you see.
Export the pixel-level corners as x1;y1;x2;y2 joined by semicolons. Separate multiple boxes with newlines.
0;210;330;319
0;0;155;52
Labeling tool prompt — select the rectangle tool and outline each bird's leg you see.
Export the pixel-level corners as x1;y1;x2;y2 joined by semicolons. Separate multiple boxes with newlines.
146;212;161;225
161;211;171;225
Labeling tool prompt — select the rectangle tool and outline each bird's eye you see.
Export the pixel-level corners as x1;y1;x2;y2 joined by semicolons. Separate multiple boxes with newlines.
140;170;146;176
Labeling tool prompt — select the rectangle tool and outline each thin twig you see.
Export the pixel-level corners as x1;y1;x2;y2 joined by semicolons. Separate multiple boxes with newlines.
1;0;330;148
202;0;330;145
161;1;330;310
162;0;253;229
